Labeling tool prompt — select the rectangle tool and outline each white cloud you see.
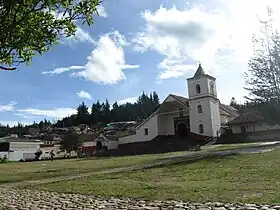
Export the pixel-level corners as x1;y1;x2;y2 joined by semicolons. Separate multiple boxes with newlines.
14;113;35;119
0;121;32;126
66;27;96;45
133;1;280;79
97;5;108;17
121;64;141;69
0;101;17;112
132;0;280;102
17;108;77;119
42;65;85;75
133;5;233;80
72;31;140;84
77;90;92;100
117;96;138;105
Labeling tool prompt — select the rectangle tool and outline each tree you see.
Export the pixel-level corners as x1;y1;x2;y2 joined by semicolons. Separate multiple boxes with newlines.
90;102;98;125
245;8;280;104
152;91;160;105
60;132;81;153
76;102;89;125
230;97;239;109
102;99;110;124
0;0;101;70
110;102;118;122
245;8;280;122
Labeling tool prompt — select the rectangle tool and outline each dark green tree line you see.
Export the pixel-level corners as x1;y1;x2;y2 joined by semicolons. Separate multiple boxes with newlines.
55;91;160;127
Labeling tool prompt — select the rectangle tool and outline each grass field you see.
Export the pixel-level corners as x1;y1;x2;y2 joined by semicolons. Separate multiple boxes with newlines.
0;142;271;185
0;150;191;184
32;148;280;204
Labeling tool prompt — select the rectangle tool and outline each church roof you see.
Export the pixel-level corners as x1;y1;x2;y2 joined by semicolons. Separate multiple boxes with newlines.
219;104;239;118
193;64;206;78
169;94;189;107
187;64;215;81
227;112;265;125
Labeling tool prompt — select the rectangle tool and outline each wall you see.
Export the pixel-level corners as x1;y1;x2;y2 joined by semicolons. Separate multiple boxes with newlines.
189;97;220;137
231;123;266;134
210;99;221;136
188;74;220;137
108;141;119;150
157;113;179;136
0;142;41;161
41;144;62;158
218;128;280;144
231;122;280;134
231;125;241;134
187;76;217;100
119;115;158;144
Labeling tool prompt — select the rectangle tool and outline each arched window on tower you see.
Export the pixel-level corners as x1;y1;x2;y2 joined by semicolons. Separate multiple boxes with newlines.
196;84;201;94
197;105;202;113
199;124;204;134
210;82;215;95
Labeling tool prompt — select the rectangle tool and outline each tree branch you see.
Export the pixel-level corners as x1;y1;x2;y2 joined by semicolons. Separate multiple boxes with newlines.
0;66;16;71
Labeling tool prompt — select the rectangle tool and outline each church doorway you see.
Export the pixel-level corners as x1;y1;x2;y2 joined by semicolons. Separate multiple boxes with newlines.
96;141;103;151
176;122;188;138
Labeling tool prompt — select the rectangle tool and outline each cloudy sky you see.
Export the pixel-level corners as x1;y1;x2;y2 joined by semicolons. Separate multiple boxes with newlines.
0;0;278;125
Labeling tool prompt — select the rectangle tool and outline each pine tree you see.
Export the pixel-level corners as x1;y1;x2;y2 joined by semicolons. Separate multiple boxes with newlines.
152;91;160;105
76;102;89;125
102;99;111;124
245;8;280;122
245;8;280;104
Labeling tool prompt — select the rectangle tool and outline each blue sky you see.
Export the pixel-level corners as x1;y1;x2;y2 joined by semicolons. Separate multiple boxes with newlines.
0;0;278;125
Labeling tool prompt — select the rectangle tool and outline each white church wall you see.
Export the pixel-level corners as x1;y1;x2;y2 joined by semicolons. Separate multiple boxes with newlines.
231;122;270;134
157;115;166;135
188;77;216;100
188;71;220;137
119;115;158;144
158;113;178;135
210;99;221;136
189;98;212;136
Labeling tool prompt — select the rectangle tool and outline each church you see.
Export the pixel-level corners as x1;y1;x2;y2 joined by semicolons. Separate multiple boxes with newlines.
118;64;239;147
82;64;279;155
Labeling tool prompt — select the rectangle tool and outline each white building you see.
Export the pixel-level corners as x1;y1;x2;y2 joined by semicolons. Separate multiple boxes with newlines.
119;64;239;145
0;135;42;161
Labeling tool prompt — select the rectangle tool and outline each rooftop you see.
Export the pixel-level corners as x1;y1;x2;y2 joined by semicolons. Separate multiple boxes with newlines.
193;63;205;78
227;112;265;125
0;136;42;143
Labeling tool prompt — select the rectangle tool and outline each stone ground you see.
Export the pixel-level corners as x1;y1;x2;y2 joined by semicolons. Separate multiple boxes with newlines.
1;187;280;210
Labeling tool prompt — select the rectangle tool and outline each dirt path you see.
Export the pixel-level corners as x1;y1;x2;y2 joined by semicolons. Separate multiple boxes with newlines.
3;142;280;187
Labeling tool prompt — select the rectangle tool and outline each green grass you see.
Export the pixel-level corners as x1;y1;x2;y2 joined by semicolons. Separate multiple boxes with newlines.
0;142;269;185
32;149;280;204
0;150;191;184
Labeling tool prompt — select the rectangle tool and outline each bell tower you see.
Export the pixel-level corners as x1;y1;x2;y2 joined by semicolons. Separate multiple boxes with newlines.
187;64;221;137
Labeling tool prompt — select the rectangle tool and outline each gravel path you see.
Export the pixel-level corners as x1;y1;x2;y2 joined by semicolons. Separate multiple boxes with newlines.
1;187;280;210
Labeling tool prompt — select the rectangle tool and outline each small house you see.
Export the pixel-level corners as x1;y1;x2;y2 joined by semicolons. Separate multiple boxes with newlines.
0;135;42;161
